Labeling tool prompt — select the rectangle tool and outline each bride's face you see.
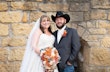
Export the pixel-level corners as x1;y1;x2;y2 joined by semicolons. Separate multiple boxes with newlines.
41;17;50;29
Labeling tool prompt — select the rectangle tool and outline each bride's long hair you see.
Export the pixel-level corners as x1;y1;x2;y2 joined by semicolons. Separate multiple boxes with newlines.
40;15;52;33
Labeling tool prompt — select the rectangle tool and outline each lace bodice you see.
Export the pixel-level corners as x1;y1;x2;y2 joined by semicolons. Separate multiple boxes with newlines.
38;34;55;49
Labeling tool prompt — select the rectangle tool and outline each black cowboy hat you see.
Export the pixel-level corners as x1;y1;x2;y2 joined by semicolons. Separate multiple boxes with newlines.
51;11;70;24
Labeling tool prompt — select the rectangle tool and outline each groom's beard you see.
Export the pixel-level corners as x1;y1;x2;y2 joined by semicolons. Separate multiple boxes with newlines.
56;23;65;29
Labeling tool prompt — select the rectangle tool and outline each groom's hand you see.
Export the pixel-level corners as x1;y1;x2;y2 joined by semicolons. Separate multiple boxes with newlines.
67;61;72;65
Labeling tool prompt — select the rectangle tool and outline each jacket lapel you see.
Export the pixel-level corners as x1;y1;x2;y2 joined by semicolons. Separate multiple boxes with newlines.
54;30;58;45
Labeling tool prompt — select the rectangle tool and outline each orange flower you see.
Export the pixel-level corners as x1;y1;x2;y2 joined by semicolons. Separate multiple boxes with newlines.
40;47;60;70
62;30;67;37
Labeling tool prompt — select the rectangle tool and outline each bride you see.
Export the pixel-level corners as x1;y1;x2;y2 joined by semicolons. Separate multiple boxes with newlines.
20;15;58;72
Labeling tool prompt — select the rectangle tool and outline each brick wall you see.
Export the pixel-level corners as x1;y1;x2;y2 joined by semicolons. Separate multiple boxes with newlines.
0;0;110;72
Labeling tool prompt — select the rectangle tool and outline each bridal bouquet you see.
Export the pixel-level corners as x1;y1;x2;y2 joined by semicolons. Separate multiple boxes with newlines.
40;47;60;71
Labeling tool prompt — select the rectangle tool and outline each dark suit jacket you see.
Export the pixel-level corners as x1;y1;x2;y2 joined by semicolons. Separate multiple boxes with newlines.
53;27;81;70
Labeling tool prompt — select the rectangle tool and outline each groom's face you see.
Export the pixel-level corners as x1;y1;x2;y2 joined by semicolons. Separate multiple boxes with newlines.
55;17;66;29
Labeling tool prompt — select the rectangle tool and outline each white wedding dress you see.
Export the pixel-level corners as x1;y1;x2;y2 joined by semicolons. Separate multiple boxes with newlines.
20;34;58;72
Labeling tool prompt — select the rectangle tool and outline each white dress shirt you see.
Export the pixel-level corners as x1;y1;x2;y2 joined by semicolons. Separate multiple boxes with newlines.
57;25;66;43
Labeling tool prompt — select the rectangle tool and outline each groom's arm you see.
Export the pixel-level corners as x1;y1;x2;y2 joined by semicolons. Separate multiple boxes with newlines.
68;29;81;64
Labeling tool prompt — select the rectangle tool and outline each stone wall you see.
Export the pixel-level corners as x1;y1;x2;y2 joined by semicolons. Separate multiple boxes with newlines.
0;0;110;72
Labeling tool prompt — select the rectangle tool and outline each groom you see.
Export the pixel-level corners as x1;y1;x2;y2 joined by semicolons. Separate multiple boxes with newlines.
51;11;81;72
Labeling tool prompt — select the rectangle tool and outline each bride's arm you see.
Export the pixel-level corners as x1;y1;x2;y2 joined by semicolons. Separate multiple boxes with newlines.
31;28;42;54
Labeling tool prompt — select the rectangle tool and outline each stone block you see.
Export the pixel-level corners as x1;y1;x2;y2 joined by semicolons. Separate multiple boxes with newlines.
108;12;110;20
6;0;12;1
91;10;107;20
0;11;22;23
8;47;25;61
88;42;100;47
97;20;110;28
48;0;55;2
0;2;8;11
0;48;8;62
13;62;21;72
84;11;90;21
39;3;69;11
11;2;24;10
1;37;11;47
86;35;98;41
96;20;108;28
91;0;110;8
30;11;43;22
23;2;38;10
36;0;43;1
0;63;8;72
107;29;110;35
0;24;8;36
100;36;110;48
0;62;21;72
89;28;107;35
90;48;110;66
69;12;83;21
22;12;28;23
67;0;89;2
70;3;90;11
12;24;33;36
11;2;38;10
9;37;26;47
87;21;96;28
